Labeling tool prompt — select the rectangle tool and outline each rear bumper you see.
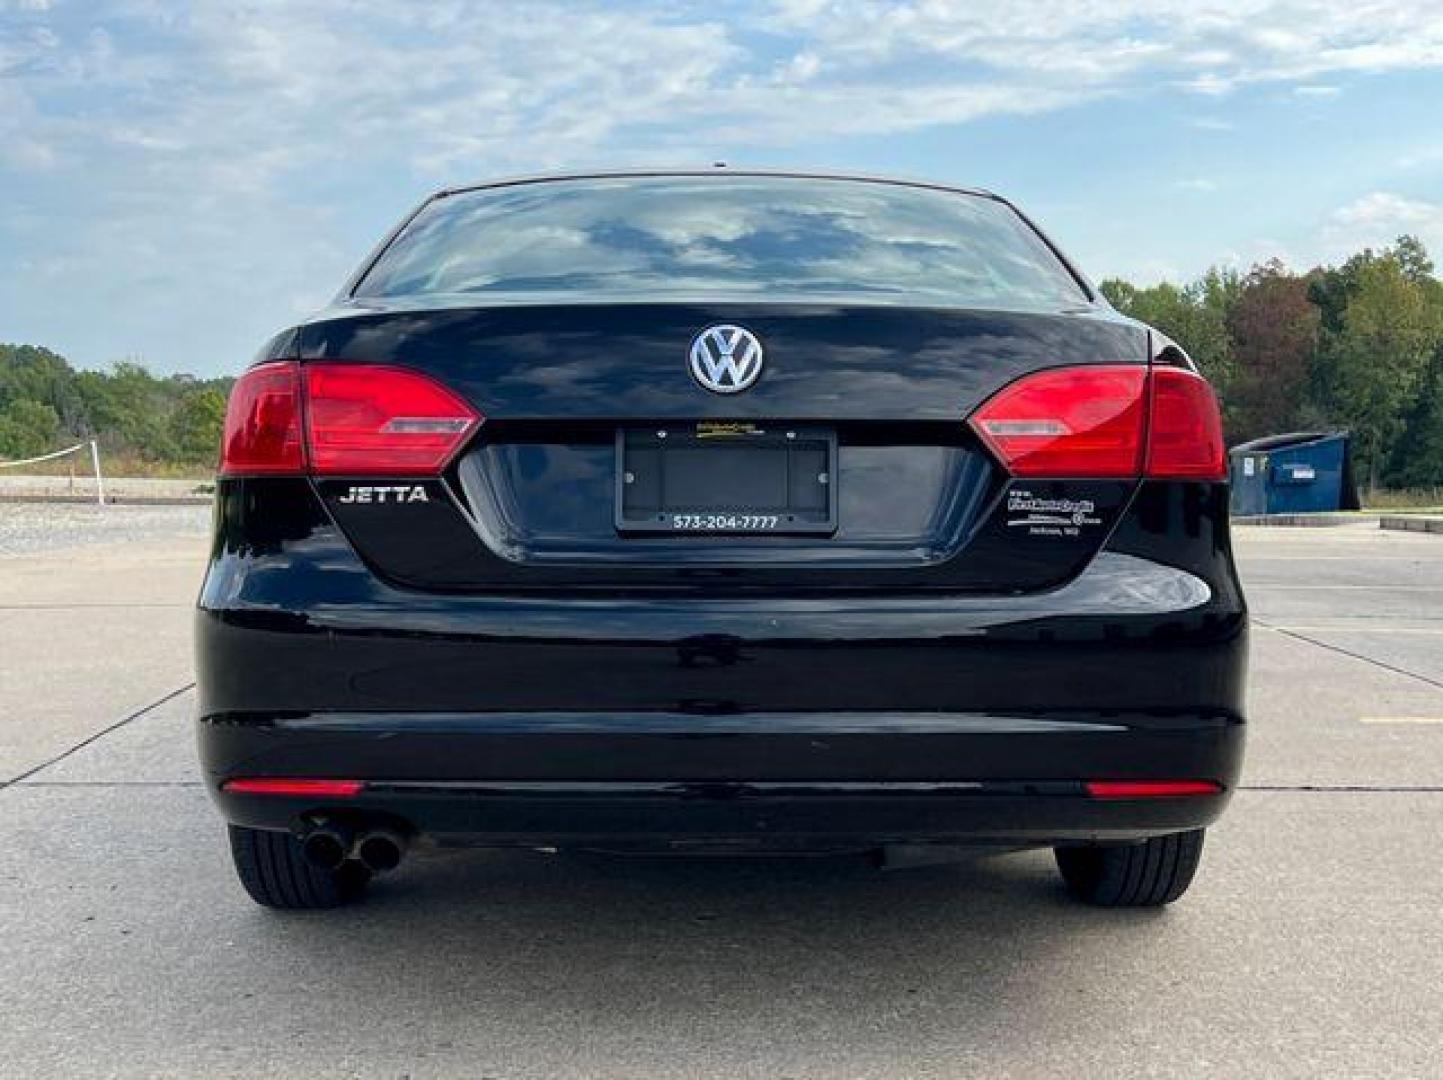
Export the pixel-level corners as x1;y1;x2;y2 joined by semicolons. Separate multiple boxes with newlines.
201;710;1242;847
196;476;1247;849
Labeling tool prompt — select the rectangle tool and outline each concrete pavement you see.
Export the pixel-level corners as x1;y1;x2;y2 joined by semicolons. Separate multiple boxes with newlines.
0;504;204;783
2;512;1441;1078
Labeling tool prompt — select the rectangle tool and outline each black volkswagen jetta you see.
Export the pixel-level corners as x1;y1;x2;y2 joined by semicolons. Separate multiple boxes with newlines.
199;171;1246;910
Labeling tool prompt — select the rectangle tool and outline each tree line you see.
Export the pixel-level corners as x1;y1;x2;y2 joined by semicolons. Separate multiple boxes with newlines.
0;344;232;473
1101;235;1443;491
4;234;1443;488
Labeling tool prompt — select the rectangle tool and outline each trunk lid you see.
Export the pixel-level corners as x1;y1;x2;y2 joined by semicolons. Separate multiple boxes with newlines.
298;301;1147;593
299;300;1142;421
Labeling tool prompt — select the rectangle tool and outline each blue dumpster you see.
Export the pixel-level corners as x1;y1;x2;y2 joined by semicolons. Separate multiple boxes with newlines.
1229;432;1360;516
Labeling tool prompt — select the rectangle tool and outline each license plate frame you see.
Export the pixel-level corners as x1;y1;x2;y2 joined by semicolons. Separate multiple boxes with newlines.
615;424;838;535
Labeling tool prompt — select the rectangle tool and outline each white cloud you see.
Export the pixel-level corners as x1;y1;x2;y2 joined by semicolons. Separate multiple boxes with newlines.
1185;72;1237;96
6;2;1442;190
777;50;822;83
1395;145;1443;171
1324;192;1443;260
1174;178;1218;192
4;0;1443;370
2;137;56;169
1216;237;1294;274
760;1;1443;95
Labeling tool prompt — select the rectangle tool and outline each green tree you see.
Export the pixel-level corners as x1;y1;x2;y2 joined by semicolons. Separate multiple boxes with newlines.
0;344;87;432
0;398;62;459
1393;234;1435;284
2;345;232;472
1100;268;1238;400
1225;260;1319;443
75;361;178;461
170;388;228;464
1388;342;1443;488
1319;251;1443;489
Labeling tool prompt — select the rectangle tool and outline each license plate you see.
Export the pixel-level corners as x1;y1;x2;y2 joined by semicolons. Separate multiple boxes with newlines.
615;424;837;535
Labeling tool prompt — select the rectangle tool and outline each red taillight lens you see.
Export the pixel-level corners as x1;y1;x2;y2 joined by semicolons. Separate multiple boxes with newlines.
219;361;305;475
968;363;1227;481
219;361;482;477
969;365;1147;478
1084;780;1222;799
305;363;481;475
221;778;364;797
1145;367;1227;480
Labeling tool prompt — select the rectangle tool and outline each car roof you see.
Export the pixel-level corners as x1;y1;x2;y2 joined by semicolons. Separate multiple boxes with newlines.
431;168;999;203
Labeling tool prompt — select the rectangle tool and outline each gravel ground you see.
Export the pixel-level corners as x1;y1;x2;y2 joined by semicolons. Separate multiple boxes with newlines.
0;474;209;500
0;502;212;558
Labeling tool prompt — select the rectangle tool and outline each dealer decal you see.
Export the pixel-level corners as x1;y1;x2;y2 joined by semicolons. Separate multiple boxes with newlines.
1006;488;1102;537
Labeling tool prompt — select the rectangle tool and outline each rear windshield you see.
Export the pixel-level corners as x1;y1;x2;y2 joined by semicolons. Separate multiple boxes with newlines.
353;175;1089;310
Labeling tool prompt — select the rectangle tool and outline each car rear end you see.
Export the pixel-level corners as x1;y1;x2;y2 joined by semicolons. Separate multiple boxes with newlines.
196;173;1246;908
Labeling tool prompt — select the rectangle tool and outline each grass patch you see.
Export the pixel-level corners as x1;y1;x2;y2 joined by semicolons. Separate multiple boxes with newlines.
1363;488;1443;512
11;454;213;481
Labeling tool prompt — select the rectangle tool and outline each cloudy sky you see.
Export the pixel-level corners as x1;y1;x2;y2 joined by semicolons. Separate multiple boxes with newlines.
4;0;1443;376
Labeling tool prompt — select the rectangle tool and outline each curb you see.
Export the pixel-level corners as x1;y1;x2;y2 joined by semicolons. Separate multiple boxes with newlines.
1379;515;1443;535
1233;513;1376;527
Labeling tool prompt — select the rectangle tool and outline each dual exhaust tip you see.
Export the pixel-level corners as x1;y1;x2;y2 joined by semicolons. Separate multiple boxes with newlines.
301;823;407;874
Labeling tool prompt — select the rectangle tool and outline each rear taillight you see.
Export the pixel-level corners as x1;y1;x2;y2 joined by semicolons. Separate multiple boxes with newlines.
968;363;1226;481
219;362;481;477
219;361;306;475
305;363;480;475
970;365;1146;478
1144;367;1227;480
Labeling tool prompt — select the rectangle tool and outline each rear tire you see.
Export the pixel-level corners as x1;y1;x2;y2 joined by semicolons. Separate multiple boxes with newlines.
1054;829;1205;907
227;824;371;909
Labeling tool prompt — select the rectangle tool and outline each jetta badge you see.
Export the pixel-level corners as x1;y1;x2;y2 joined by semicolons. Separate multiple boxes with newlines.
689;324;764;394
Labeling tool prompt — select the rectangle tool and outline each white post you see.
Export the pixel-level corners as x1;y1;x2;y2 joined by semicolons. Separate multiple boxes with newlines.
89;440;105;506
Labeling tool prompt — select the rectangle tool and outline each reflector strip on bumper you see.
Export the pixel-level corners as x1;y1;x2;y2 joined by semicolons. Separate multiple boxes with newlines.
1084;780;1222;799
221;778;364;797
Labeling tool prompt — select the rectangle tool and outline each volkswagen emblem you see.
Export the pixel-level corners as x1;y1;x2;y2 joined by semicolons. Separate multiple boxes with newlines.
688;325;764;394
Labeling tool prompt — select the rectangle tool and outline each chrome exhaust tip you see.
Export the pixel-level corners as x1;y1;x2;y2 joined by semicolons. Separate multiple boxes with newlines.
356;828;407;873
